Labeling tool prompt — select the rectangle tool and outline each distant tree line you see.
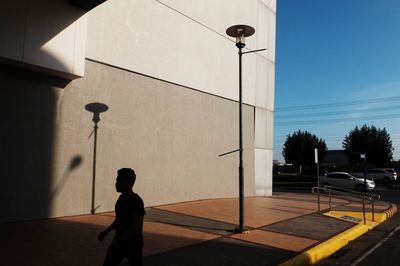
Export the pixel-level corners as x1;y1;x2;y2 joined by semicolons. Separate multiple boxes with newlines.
342;124;393;165
282;124;394;172
282;130;327;173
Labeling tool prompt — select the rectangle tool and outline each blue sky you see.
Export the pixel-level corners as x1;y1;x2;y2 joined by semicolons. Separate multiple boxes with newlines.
274;0;400;162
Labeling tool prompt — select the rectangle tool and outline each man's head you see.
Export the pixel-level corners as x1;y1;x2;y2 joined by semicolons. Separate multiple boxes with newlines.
115;168;136;193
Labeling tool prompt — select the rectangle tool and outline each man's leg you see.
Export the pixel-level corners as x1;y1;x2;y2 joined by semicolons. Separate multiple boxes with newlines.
103;247;125;266
126;248;143;266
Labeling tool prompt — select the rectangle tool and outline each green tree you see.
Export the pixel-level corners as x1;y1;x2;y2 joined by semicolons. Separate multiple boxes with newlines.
342;124;393;165
282;130;327;173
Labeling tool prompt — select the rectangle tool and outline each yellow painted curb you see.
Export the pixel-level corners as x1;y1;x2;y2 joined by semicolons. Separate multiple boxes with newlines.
279;205;398;266
279;223;369;266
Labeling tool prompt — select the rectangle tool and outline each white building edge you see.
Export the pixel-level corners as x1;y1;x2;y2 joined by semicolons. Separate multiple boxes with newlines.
0;0;276;222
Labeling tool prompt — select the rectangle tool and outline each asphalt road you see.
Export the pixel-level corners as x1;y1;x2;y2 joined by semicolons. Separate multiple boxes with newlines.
317;185;400;266
372;186;400;204
273;184;400;265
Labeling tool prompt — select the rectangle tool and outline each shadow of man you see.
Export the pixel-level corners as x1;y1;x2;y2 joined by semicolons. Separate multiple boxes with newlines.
98;168;145;266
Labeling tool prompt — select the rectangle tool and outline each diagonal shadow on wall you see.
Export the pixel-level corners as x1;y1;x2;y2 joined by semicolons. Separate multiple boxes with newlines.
0;0;109;223
0;64;69;223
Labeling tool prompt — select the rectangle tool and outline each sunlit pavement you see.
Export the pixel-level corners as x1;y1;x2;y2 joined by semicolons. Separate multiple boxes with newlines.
0;192;396;266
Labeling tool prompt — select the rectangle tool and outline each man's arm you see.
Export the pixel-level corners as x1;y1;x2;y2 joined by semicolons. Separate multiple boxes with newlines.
98;220;116;241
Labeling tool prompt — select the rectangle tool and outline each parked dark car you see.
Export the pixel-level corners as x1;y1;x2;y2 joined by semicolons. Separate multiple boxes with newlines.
366;168;397;183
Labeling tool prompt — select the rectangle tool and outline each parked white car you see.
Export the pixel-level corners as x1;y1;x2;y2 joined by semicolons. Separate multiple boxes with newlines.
366;168;397;183
320;172;375;191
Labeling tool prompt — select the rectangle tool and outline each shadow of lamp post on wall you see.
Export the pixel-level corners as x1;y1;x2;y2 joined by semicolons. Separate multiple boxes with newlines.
222;25;266;233
49;155;83;201
85;102;109;214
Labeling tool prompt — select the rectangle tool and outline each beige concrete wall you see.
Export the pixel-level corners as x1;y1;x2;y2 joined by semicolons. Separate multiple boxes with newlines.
87;0;259;105
51;60;254;217
0;60;255;222
1;0;275;222
0;64;68;223
54;60;255;216
254;1;276;196
86;0;276;197
0;0;87;78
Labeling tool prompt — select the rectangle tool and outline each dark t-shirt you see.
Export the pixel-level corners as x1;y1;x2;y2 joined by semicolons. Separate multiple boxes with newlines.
114;192;145;246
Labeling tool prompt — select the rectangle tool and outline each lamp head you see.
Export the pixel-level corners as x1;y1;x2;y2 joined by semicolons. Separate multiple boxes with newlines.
226;25;255;48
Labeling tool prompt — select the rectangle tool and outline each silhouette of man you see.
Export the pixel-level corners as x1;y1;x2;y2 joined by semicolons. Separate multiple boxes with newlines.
99;168;145;266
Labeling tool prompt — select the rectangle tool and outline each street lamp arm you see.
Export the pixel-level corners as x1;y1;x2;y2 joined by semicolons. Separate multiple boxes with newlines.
242;48;267;55
219;148;240;157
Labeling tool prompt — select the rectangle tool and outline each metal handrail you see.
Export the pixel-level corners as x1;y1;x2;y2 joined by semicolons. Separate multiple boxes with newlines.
312;186;381;225
312;186;380;201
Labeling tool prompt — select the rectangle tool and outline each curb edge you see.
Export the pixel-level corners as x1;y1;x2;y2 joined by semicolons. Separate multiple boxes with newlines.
279;204;398;266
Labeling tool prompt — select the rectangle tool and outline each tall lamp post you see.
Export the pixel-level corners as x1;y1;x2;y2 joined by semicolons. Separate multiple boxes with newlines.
226;25;265;233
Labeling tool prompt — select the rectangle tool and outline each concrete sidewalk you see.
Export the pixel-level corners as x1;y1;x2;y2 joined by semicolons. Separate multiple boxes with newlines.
0;192;396;266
